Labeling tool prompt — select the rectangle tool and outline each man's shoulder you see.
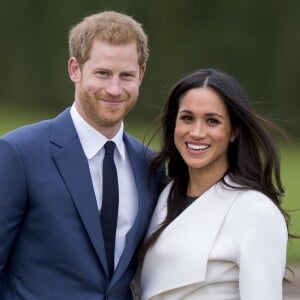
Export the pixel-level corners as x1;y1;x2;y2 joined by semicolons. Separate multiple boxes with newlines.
1;108;70;146
123;132;155;154
2;119;51;141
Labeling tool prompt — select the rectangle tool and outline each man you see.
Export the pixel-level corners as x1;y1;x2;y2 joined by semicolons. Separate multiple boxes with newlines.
0;11;163;299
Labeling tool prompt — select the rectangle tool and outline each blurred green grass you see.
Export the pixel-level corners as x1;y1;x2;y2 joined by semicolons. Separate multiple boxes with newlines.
281;144;300;263
1;106;300;263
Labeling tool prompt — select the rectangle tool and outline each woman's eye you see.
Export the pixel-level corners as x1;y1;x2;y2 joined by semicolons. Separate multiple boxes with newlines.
207;118;220;124
180;115;193;121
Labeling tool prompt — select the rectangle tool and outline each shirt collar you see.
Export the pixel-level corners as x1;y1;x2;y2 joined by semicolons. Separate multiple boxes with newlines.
70;104;126;160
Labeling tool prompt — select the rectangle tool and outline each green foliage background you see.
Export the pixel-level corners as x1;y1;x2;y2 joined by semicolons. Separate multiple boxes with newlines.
1;0;300;137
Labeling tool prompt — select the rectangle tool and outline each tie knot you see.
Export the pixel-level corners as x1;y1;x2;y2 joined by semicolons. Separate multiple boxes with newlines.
104;141;116;156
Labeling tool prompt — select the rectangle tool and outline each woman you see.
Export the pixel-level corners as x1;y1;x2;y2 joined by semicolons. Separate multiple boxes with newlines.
133;69;289;299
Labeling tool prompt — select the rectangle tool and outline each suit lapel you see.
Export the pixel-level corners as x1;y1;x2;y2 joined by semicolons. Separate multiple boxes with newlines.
141;180;238;299
49;109;108;274
112;134;157;285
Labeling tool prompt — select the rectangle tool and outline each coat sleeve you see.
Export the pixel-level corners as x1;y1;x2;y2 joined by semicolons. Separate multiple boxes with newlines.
237;195;288;300
0;139;27;276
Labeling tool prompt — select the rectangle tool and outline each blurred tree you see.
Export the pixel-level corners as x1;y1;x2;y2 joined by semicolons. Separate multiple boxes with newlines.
1;0;299;137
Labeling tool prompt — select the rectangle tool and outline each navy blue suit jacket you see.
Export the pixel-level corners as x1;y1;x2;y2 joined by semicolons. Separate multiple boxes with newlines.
0;108;163;299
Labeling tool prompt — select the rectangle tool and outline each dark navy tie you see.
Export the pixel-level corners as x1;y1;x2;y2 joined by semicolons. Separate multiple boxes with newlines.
100;141;119;278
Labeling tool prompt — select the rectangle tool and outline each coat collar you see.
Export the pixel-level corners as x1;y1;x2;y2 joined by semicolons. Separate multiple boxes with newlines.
70;104;126;160
139;179;239;299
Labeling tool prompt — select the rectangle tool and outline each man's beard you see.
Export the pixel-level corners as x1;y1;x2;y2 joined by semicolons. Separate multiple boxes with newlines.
78;87;126;128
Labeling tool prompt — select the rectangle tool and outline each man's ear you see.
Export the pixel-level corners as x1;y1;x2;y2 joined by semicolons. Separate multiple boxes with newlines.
138;63;146;83
68;57;81;83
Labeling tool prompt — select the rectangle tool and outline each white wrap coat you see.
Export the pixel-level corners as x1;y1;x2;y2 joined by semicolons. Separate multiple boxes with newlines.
133;179;287;300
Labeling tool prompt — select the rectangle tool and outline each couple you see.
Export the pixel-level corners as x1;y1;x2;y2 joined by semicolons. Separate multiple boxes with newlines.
0;11;289;299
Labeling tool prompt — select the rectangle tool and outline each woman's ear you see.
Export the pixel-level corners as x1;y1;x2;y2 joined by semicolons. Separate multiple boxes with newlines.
230;128;239;142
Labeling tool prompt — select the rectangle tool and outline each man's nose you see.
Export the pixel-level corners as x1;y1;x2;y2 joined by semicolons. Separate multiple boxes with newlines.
105;77;122;97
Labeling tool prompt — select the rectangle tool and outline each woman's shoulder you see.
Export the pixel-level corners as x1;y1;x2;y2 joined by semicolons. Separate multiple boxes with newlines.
234;188;279;213
226;187;286;234
222;177;280;213
218;177;284;226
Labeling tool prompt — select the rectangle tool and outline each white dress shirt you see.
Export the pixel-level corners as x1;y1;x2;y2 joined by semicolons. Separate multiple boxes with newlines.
70;104;138;268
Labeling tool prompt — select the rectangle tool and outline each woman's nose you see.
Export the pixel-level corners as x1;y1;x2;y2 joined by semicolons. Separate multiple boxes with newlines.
190;122;206;138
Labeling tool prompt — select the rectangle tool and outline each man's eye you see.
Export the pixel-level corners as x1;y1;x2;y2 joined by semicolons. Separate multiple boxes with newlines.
122;73;134;79
97;71;109;76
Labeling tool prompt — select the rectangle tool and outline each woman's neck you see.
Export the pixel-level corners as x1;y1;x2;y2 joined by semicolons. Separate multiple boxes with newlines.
187;167;228;197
